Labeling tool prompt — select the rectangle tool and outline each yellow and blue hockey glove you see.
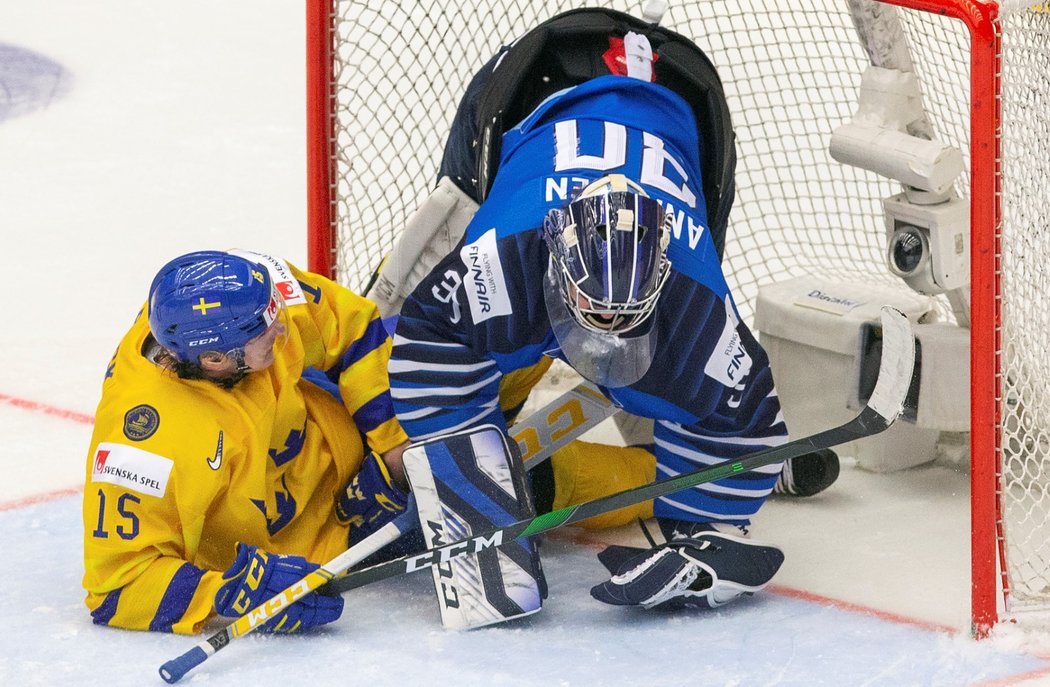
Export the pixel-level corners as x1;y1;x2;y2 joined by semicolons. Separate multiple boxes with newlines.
336;451;409;548
214;543;344;633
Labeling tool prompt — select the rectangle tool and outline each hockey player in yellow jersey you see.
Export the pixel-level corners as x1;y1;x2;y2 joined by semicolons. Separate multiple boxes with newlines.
82;250;409;634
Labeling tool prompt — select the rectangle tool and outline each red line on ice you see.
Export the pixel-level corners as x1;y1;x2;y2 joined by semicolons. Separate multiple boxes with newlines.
0;392;90;510
0;392;94;424
0;485;83;512
766;583;957;635
973;664;1050;686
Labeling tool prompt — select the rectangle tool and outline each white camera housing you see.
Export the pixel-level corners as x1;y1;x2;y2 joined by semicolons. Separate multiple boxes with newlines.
884;192;970;295
830;67;965;197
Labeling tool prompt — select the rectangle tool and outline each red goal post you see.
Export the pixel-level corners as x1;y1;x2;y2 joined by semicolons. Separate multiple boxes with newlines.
306;0;1050;638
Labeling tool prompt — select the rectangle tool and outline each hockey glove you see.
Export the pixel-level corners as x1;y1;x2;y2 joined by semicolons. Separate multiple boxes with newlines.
336;451;410;548
590;519;784;610
214;543;344;633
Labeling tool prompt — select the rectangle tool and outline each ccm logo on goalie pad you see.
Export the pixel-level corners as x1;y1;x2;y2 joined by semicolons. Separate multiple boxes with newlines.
403;425;544;629
403;528;505;573
426;520;459;608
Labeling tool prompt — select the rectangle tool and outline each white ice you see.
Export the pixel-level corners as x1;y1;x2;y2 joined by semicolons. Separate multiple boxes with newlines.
2;2;1050;686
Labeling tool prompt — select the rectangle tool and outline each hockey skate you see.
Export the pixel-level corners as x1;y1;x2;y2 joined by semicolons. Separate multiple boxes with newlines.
773;448;840;497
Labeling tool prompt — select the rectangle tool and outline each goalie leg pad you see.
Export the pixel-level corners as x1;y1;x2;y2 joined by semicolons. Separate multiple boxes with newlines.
369;176;479;318
402;425;546;630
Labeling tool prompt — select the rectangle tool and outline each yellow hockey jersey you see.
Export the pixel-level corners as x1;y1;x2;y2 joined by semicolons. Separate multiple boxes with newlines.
82;252;407;634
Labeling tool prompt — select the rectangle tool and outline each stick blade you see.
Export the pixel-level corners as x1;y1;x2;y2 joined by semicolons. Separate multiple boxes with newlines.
867;306;916;424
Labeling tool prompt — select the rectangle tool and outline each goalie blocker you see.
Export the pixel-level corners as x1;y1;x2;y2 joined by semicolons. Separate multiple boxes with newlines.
402;425;547;630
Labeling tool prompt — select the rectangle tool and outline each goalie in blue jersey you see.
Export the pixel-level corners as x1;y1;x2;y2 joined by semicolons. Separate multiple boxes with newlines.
367;8;839;620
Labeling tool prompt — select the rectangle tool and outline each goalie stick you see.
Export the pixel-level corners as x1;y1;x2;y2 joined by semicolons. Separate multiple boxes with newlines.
159;381;617;684
322;306;914;595
161;307;911;683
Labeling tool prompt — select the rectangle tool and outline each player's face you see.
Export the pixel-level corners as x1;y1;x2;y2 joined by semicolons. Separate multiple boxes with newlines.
242;319;288;371
567;283;626;333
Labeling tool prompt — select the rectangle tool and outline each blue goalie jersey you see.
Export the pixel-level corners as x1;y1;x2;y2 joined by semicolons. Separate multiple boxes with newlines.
390;76;788;524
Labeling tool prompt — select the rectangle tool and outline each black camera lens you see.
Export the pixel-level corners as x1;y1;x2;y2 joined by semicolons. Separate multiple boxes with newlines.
890;227;927;276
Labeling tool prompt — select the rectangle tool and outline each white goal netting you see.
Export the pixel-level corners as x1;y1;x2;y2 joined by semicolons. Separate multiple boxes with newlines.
316;0;1050;621
997;4;1050;613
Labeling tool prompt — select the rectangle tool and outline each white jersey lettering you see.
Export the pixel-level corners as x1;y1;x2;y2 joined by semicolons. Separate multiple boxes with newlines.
554;120;627;171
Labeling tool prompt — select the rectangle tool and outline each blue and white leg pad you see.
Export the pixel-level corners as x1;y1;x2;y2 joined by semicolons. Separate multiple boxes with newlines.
402;424;546;630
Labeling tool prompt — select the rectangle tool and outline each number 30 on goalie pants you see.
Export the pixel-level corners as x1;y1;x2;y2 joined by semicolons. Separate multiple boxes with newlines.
402;424;547;630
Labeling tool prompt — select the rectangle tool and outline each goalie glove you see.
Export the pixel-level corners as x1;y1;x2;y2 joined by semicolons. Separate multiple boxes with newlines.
590;519;784;610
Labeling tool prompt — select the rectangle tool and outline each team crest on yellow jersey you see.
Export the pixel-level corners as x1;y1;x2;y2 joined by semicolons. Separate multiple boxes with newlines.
123;404;160;441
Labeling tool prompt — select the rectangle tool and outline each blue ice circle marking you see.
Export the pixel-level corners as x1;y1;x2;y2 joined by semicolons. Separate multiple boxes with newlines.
0;44;72;123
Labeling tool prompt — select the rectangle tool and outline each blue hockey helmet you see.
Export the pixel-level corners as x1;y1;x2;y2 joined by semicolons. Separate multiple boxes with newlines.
147;251;285;364
542;175;672;387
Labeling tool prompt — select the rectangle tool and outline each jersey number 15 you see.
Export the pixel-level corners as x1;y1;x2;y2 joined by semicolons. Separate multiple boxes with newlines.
91;488;140;540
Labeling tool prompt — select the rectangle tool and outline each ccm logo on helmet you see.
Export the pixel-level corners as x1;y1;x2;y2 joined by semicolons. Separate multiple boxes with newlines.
188;336;221;348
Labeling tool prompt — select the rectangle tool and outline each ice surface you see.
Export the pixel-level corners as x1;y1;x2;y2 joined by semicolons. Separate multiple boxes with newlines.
1;496;1048;686
3;2;1050;686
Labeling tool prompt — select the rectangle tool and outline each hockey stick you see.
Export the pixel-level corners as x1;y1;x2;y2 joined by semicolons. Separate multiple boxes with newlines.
159;381;618;684
158;504;419;683
322;306;914;595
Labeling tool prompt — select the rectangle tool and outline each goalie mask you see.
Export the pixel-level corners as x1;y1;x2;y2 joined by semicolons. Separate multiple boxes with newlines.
147;250;288;371
543;174;672;387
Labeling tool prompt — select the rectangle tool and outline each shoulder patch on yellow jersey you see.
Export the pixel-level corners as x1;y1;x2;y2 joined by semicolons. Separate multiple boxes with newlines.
229;249;308;306
91;442;174;498
123;404;160;441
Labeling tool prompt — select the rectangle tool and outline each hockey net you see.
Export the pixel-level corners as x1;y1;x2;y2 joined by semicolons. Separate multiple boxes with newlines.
306;0;1050;634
